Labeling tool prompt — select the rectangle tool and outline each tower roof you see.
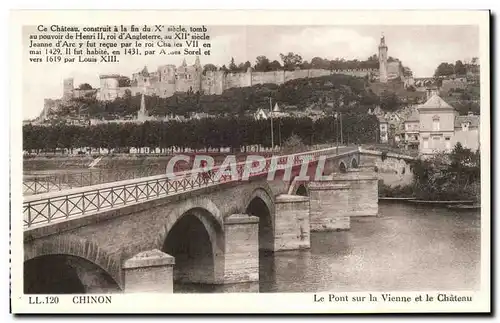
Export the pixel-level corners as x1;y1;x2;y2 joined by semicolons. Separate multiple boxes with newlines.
140;66;149;76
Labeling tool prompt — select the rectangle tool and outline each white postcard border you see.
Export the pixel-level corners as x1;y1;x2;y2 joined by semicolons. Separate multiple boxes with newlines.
10;9;491;314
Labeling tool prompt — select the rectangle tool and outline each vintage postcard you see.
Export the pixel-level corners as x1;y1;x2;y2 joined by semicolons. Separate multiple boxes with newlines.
10;10;490;314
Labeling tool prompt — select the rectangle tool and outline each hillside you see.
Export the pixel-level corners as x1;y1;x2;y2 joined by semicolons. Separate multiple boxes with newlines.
49;74;389;120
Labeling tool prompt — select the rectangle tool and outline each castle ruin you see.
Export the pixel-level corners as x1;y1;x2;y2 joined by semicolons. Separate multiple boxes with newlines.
61;35;405;103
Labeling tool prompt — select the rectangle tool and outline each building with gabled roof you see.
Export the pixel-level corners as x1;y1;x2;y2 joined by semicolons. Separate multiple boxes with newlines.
417;94;480;156
403;109;420;148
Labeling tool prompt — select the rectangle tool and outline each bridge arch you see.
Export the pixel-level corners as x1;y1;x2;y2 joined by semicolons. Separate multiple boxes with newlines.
295;184;309;196
244;187;275;251
339;161;347;173
159;197;224;285
287;178;309;197
24;235;122;293
351;157;359;168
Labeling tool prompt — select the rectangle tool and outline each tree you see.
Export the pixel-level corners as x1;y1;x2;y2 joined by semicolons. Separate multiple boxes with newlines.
203;63;218;74
379;91;402;112
280;52;303;71
454;60;466;76
269;60;282;71
254;56;271;72
311;57;326;69
434;62;455;77
300;61;312;69
243;61;252;71
229;57;238;72
78;83;93;90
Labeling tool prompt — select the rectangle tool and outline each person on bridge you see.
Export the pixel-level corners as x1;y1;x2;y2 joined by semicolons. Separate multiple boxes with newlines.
200;160;212;185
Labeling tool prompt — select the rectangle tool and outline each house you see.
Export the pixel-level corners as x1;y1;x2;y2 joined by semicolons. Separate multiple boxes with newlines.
254;108;269;120
453;112;480;152
403;109;420;149
377;115;389;143
270;103;288;118
418;94;480;156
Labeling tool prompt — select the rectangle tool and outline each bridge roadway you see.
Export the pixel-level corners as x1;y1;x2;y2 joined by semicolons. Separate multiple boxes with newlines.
23;146;357;229
22;145;383;294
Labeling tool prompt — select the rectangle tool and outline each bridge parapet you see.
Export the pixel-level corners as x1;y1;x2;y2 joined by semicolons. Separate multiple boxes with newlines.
23;147;360;230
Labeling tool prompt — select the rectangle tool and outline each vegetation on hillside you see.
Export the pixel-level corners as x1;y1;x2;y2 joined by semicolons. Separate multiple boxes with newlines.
50;74;403;120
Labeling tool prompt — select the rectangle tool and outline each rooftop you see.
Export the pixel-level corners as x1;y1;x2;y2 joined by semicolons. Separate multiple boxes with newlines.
455;114;480;128
418;94;454;110
405;109;420;122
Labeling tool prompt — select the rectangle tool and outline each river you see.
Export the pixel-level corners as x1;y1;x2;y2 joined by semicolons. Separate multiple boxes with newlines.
175;201;481;293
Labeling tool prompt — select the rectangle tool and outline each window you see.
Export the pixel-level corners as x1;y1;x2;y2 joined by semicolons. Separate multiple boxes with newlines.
423;137;429;149
432;116;440;131
445;137;451;149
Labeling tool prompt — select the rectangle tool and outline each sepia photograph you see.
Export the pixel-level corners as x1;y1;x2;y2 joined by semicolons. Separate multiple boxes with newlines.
10;9;490;314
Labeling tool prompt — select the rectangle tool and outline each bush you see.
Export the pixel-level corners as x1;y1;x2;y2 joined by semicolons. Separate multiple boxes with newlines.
378;180;415;197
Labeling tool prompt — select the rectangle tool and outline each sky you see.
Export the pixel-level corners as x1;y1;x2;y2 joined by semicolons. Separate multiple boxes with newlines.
22;25;479;119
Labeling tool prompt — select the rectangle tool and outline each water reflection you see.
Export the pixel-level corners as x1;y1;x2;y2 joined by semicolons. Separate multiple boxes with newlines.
175;202;480;293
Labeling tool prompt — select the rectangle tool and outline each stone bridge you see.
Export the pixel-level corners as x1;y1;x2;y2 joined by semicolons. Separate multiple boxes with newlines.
23;146;393;294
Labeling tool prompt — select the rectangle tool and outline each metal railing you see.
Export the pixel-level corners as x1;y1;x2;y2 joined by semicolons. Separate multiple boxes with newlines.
23;165;167;196
23;147;358;229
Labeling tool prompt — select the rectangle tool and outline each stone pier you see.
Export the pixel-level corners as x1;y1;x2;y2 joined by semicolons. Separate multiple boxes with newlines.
122;249;175;293
332;168;379;217
222;214;259;284
274;194;310;251
309;181;350;231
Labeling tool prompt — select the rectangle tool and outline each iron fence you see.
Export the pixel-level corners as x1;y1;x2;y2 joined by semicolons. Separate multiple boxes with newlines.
23;165;166;195
23;147;357;229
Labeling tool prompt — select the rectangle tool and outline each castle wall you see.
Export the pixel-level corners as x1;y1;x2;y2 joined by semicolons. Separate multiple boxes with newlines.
309;69;331;78
201;71;225;95
284;69;309;82
82;67;378;101
251;70;285;85
72;89;98;99
225;71;251;89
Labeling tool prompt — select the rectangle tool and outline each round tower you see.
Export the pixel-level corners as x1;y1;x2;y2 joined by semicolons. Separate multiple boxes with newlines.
378;34;388;83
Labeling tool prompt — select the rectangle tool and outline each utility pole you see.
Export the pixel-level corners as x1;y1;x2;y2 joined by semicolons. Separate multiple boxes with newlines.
278;120;282;147
335;112;339;155
270;97;274;151
340;112;343;147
